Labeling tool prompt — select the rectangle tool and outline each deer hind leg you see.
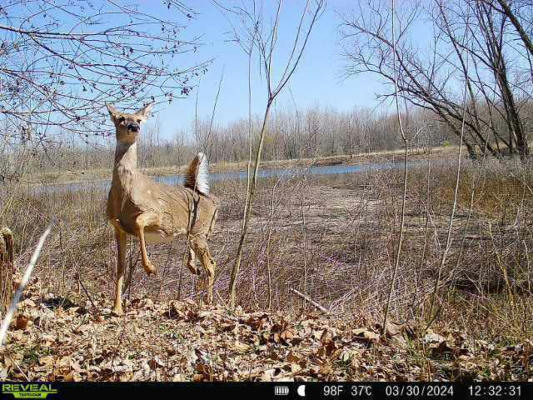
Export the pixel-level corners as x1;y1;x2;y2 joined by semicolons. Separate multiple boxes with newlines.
113;228;127;315
190;236;216;305
186;245;200;275
135;212;158;275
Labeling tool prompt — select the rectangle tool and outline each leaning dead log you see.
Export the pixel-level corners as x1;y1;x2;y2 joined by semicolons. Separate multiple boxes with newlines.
0;227;14;315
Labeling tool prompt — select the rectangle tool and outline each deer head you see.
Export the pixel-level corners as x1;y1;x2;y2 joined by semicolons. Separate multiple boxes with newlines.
106;103;153;144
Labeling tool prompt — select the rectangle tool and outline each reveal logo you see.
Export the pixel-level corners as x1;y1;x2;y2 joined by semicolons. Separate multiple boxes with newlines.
2;384;58;399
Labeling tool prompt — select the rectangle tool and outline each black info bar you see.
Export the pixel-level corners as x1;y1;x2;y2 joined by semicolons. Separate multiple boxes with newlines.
1;382;532;400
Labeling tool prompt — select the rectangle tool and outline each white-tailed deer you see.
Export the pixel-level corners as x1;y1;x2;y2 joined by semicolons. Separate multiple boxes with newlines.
106;103;219;315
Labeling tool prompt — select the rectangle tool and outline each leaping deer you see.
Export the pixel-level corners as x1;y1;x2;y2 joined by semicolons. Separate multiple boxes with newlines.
106;103;219;315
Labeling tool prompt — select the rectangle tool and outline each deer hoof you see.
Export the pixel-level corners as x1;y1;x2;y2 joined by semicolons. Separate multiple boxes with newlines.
143;262;157;275
112;306;124;316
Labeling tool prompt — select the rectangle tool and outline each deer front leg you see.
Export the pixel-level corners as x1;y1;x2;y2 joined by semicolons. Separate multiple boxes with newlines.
190;236;216;305
113;228;127;316
135;212;157;275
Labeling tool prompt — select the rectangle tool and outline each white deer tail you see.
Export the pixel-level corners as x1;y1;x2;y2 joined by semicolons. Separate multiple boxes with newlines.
184;152;209;195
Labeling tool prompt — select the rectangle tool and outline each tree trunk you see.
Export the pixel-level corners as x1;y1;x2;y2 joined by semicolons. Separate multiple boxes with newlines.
464;140;478;160
1;227;14;315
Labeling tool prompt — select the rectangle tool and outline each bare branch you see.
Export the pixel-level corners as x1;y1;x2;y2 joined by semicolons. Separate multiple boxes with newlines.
0;0;207;141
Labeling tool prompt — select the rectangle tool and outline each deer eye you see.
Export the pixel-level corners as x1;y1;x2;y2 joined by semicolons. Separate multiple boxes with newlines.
118;116;125;123
136;119;142;124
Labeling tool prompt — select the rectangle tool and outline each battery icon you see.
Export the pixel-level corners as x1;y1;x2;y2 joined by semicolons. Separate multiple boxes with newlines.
274;386;290;396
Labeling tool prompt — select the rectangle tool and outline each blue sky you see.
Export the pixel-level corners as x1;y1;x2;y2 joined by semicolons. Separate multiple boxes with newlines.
153;0;393;139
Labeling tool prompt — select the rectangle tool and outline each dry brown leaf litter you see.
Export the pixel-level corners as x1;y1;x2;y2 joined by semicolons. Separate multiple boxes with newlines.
0;283;531;382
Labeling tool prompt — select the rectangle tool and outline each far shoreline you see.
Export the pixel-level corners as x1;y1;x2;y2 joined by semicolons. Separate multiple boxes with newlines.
20;145;458;187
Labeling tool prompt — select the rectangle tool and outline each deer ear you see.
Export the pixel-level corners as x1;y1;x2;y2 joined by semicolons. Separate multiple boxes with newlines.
135;103;153;120
106;103;118;119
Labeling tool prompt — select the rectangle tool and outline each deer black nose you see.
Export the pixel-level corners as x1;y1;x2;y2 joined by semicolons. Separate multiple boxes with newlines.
127;123;140;132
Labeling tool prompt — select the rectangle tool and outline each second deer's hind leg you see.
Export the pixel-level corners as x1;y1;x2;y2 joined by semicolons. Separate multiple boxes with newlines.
190;236;216;304
135;212;158;275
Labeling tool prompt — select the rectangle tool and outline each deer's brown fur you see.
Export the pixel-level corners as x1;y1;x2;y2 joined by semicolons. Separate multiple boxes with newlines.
106;104;219;315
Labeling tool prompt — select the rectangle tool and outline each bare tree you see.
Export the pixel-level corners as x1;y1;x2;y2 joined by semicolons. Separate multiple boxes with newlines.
382;0;409;334
341;0;532;159
219;0;325;308
0;0;207;143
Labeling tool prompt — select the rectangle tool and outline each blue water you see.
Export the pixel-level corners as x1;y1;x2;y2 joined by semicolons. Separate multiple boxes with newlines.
31;159;437;194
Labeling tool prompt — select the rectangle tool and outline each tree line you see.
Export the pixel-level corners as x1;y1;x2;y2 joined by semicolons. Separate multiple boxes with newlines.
2;105;457;178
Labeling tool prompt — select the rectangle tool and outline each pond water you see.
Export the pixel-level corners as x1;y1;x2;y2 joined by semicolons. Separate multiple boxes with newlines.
159;160;413;185
32;158;443;194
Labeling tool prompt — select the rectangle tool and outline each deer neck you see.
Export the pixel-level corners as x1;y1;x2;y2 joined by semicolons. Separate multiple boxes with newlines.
113;141;138;187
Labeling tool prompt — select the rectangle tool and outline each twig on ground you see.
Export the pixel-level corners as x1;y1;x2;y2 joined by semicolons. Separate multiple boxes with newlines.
289;287;329;314
77;273;97;311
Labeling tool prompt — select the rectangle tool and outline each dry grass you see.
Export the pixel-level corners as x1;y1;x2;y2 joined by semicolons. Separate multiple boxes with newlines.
1;155;532;345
